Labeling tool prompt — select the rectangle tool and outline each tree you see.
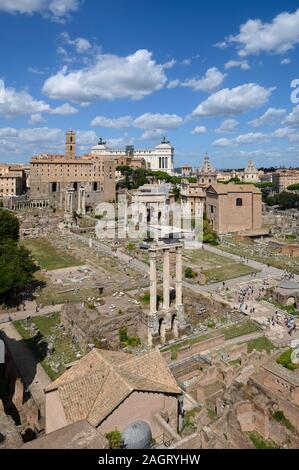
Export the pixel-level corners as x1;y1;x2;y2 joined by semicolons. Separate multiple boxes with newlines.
266;192;299;210
0;242;37;303
287;183;299;191
0;209;20;243
203;213;219;245
172;184;181;201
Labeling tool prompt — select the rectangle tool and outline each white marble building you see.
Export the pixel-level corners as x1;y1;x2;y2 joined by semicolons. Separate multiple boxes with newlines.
90;137;174;175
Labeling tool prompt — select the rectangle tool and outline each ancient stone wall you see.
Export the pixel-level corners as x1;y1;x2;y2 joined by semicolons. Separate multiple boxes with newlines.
61;302;142;350
162;335;225;364
251;377;299;431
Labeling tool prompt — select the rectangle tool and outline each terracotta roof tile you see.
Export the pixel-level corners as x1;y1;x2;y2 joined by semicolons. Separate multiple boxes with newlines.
45;349;181;427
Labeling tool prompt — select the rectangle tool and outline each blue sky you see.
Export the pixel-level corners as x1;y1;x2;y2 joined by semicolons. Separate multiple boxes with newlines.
0;0;299;169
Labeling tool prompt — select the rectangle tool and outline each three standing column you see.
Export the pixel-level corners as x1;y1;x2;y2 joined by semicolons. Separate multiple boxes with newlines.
176;247;183;308
149;251;157;314
163;249;170;310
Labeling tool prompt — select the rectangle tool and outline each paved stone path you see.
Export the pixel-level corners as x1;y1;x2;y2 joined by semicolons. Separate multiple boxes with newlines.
0;322;51;417
0;303;62;325
72;234;299;299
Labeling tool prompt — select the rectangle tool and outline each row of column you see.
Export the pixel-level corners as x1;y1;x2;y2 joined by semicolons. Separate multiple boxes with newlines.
12;200;49;210
149;247;182;315
65;188;86;214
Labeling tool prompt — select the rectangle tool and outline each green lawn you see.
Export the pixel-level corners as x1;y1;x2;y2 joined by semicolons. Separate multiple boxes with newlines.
222;320;260;340
247;336;276;353
22;238;82;270
220;238;299;275
183;249;259;284
272;410;296;433
247;431;278;449
14;313;80;380
161;320;260;357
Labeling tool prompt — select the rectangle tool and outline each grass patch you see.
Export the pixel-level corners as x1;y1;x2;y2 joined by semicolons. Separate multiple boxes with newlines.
160;330;219;354
222;321;260;340
247;431;278;449
207;408;217;420
247;336;276;353
22;238;82;270
263;298;299;318
33;271;100;307
229;359;241;367
276;349;299;371
184;249;259;284
220;238;299;275
272;410;296;432
14;313;80;380
161;320;260;355
204;264;258;283
182;407;200;433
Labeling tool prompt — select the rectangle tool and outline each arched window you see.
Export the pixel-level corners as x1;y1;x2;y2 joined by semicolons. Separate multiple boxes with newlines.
236;198;243;206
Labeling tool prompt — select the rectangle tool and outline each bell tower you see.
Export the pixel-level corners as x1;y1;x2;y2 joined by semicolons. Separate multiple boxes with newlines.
65;130;76;159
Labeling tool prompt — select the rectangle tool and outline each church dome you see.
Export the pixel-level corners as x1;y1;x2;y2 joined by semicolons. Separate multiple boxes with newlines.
122;420;152;449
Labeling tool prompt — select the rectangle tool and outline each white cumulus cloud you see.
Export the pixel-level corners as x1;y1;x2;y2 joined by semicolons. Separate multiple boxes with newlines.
167;79;180;89
29;113;45;125
283;107;299;128
250;107;286;127
192;83;274;118
213;138;231;147
216;119;239;133
225;60;250;70
191;126;207;134
42;49;169;103
133;113;183;130
0;0;80;22
139;129;166;141
91;115;133;129
0;80;78;117
182;67;226;93
60;31;91;53
228;8;299;56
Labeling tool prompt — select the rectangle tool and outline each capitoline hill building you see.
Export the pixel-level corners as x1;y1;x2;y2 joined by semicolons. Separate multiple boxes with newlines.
30;131;116;212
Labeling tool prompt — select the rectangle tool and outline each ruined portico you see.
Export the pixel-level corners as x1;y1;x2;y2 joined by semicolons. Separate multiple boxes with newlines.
147;243;188;347
77;186;86;215
64;186;75;213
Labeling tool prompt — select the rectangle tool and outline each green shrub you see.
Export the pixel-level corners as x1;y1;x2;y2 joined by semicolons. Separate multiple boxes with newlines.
141;291;150;303
119;327;141;348
93;338;102;349
119;326;129;343
171;348;178;361
105;430;123;449
126;242;135;251
276;349;299;371
128;336;141;347
185;267;196;279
